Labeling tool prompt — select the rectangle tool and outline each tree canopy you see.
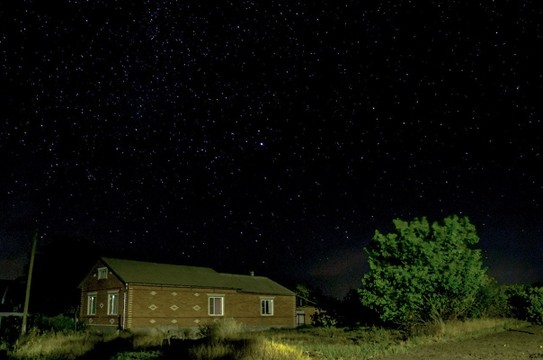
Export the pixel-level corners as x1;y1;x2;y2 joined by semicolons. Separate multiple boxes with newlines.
359;215;488;326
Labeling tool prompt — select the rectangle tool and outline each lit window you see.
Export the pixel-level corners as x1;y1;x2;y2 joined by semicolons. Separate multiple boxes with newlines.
261;298;274;316
108;291;119;315
87;293;97;315
208;296;224;316
97;267;108;280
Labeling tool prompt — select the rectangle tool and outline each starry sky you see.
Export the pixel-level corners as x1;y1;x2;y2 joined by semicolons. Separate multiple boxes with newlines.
1;1;542;297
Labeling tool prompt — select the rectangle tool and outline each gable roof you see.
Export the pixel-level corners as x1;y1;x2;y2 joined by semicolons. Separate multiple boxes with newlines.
100;257;294;296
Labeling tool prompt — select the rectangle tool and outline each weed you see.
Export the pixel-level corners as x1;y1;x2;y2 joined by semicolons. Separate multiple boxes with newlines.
7;317;528;360
11;330;102;359
198;318;243;342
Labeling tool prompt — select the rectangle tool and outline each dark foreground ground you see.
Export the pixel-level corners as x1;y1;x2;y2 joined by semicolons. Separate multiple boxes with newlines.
376;325;543;360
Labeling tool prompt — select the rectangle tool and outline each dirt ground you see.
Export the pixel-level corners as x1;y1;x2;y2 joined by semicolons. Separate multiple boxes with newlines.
376;325;543;360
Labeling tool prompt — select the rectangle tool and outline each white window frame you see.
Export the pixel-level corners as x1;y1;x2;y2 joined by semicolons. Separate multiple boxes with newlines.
87;293;97;315
97;267;108;280
208;295;224;316
260;297;274;316
107;291;119;315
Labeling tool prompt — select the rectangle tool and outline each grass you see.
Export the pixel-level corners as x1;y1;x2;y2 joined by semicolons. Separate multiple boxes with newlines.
187;337;309;360
7;318;529;360
10;329;104;359
257;318;528;359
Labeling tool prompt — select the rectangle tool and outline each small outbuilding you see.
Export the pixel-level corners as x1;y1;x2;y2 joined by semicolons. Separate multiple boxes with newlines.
79;257;296;331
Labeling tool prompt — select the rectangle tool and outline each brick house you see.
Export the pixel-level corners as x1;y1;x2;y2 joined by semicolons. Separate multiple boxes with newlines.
79;258;296;331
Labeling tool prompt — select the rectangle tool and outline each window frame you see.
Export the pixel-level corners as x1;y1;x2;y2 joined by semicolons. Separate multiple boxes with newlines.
107;291;119;315
208;295;224;316
260;297;274;316
87;292;97;316
97;267;108;280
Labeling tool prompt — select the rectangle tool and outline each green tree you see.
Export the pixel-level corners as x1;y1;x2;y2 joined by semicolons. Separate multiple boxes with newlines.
359;215;488;326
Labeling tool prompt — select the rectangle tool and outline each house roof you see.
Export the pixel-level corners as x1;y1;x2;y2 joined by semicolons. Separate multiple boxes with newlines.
100;257;294;296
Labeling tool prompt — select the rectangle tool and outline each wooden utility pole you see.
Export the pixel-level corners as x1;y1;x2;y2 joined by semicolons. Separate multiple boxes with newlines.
21;229;38;335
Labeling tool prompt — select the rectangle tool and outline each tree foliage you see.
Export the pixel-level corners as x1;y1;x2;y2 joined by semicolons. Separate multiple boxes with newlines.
505;284;543;324
359;215;488;326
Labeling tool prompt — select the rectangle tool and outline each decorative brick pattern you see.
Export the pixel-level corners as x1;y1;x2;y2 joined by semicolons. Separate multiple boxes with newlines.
79;260;128;329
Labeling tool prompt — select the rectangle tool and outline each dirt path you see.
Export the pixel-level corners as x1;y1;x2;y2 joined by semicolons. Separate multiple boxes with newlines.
376;325;543;360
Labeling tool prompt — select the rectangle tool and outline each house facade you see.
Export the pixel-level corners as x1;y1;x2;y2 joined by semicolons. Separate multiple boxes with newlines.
79;258;296;331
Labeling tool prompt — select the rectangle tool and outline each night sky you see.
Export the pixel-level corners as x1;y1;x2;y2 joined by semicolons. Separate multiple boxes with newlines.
1;1;542;297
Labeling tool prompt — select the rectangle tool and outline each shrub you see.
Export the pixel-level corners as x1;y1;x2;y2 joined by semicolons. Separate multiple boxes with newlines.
310;311;337;328
0;316;22;346
501;285;543;324
506;284;531;320
526;287;543;324
469;279;509;318
33;314;81;333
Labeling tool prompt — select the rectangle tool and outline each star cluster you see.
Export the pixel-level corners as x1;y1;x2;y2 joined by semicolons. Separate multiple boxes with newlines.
1;1;542;294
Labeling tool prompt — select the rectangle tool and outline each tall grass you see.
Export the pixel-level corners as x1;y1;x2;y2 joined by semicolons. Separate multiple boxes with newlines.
187;337;309;360
262;325;407;359
261;318;528;360
198;318;244;341
9;318;528;360
188;318;309;359
11;329;102;359
408;317;527;344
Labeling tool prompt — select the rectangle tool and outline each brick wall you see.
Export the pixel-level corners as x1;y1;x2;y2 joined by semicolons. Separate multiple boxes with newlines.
80;261;126;329
127;285;295;330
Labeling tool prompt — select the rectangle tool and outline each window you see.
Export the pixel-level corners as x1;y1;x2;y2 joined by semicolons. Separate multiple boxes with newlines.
97;267;108;280
87;293;97;315
208;295;224;316
261;298;274;316
107;291;119;315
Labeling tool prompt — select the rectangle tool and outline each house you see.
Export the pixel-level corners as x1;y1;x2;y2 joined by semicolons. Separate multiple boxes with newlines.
296;305;318;326
0;279;24;313
295;295;318;327
79;257;296;332
0;279;25;329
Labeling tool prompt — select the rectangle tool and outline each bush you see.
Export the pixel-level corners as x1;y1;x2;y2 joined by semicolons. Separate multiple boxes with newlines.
310;311;337;328
526;287;543;324
506;284;531;320
0;316;22;346
469;279;509;318
503;285;543;324
33;314;81;332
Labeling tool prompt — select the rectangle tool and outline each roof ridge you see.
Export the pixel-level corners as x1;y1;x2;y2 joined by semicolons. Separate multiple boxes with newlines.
219;272;267;279
101;257;217;271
